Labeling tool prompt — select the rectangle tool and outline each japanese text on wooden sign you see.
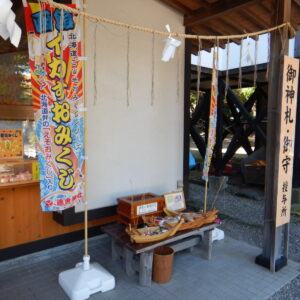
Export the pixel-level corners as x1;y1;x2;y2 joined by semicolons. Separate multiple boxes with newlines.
24;3;85;212
276;56;299;227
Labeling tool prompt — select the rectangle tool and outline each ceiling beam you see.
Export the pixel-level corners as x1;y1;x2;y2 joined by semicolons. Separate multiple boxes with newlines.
240;8;270;29
158;0;190;14
294;0;300;6
184;0;261;27
205;20;242;44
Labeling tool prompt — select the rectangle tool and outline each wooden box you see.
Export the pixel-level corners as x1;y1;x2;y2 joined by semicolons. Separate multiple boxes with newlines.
117;193;165;225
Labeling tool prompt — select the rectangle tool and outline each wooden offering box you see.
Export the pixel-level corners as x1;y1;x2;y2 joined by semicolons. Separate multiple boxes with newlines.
117;193;165;225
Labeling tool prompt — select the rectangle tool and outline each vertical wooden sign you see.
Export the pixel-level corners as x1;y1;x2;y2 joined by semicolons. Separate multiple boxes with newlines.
276;56;299;227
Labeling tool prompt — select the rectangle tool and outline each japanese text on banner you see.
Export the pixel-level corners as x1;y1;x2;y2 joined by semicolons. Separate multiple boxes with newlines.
24;3;85;211
202;50;218;182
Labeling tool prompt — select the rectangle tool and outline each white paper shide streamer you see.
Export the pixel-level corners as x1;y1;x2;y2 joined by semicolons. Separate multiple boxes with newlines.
161;24;181;62
0;0;22;47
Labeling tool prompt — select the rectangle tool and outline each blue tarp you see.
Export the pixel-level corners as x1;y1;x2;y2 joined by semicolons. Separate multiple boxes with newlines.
189;152;196;169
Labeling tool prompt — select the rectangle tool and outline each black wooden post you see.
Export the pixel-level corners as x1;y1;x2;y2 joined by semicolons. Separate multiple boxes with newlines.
255;0;291;272
293;32;300;188
183;30;192;200
255;85;264;150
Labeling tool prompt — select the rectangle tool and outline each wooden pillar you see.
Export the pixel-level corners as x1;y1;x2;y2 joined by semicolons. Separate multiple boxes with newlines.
293;33;300;188
255;0;291;272
183;30;192;199
293;69;300;188
254;85;264;150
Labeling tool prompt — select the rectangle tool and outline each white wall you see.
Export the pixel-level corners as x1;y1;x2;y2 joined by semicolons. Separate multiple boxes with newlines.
76;0;184;211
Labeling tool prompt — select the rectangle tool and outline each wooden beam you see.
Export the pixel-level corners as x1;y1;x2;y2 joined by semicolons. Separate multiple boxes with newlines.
158;0;190;14
190;25;227;49
219;14;260;38
294;0;300;6
261;0;274;13
217;18;243;40
291;4;300;27
190;125;206;158
0;104;34;120
292;73;300;187
204;20;242;45
226;87;266;142
191;93;209;125
240;8;270;29
184;0;261;27
190;37;214;53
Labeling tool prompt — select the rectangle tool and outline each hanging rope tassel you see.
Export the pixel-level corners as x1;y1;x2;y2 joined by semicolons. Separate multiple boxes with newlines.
279;26;288;56
253;36;258;88
238;38;243;90
151;32;155;106
266;33;271;81
93;23;98;106
225;38;230;98
216;38;219;78
176;44;181;103
126;28;131;107
196;37;202;105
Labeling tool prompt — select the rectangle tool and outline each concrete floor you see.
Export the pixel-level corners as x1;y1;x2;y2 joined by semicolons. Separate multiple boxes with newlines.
0;234;299;300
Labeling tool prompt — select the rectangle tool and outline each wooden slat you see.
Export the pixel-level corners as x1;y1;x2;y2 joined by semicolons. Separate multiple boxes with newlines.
191;25;226;48
158;0;191;14
184;0;261;27
205;20;242;44
0;105;34;120
294;0;300;6
291;5;300;27
240;8;270;29
252;1;273;20
180;0;207;10
0;184;117;249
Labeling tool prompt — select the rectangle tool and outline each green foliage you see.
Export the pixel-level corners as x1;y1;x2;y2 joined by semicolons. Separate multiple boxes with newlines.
233;87;255;103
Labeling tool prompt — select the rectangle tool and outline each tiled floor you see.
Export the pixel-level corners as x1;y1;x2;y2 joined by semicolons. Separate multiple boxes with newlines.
0;234;299;300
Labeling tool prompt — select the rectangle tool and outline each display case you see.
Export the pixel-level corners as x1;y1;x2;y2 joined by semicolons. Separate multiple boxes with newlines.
0;160;39;188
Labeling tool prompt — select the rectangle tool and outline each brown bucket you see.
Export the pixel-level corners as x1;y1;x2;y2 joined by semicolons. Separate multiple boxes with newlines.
152;246;174;284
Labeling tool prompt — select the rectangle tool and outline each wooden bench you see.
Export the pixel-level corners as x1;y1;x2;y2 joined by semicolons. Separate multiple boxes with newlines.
102;222;219;286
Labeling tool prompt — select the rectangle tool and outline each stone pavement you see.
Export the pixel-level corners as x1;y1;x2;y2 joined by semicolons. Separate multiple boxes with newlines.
0;234;299;300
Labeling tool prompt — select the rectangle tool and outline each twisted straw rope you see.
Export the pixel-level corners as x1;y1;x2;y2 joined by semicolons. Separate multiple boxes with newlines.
40;0;296;40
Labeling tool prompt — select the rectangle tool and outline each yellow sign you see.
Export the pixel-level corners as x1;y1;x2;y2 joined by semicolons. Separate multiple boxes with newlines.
276;56;299;227
0;130;23;160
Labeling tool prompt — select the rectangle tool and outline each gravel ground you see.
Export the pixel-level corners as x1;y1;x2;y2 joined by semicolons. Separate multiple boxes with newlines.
189;182;300;300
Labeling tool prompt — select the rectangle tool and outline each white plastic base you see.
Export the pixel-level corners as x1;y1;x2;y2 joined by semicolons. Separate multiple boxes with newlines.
212;228;225;241
59;257;115;300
